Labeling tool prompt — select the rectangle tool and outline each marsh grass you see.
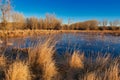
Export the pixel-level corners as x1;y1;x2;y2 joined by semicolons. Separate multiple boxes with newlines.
0;37;119;80
66;51;84;80
83;60;120;80
0;55;6;69
0;30;120;38
69;51;84;69
0;55;6;79
6;61;31;80
28;39;58;80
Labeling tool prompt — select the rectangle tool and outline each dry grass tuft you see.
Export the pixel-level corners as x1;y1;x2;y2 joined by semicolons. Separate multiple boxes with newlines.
0;37;119;80
69;51;84;69
38;40;57;80
28;39;58;80
6;61;31;80
84;72;98;80
0;55;6;79
0;55;6;69
66;52;84;80
43;61;58;80
104;62;120;80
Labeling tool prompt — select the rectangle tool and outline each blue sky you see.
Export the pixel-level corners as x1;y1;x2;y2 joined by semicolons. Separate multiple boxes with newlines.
13;0;120;23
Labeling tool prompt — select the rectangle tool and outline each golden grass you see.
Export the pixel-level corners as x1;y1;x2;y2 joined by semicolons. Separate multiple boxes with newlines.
0;38;119;80
83;61;120;80
0;30;120;38
69;51;84;69
28;39;58;80
64;51;84;80
0;30;59;38
0;55;6;69
84;72;97;80
6;61;31;80
104;62;120;80
0;55;6;79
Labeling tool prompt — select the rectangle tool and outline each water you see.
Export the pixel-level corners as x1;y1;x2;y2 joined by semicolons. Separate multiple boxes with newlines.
1;32;120;57
56;33;120;57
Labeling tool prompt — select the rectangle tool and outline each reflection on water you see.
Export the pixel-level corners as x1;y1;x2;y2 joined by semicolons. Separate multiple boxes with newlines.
56;33;120;57
1;32;120;57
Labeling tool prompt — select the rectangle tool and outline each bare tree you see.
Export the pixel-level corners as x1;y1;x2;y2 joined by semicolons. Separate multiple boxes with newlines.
102;19;108;30
29;17;38;30
109;20;119;30
109;21;113;27
0;0;11;29
38;18;44;29
99;21;102;26
84;20;99;30
12;12;25;29
44;14;62;30
113;20;119;27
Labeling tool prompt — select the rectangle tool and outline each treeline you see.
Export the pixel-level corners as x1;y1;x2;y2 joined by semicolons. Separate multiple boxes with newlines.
0;13;62;30
0;0;120;30
67;20;120;30
0;12;120;30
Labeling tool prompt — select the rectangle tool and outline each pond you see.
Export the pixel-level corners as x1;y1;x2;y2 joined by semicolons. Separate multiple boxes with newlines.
1;32;120;57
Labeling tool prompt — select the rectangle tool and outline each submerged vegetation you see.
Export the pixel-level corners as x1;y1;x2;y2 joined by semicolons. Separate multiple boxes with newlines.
0;38;119;80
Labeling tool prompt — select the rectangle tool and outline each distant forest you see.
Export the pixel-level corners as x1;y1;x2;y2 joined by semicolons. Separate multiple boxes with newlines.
0;0;120;30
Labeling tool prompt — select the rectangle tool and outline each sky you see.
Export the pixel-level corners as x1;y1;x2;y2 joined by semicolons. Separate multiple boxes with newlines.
13;0;120;23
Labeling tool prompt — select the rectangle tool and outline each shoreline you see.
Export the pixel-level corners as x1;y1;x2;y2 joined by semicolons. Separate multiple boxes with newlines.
0;30;120;38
